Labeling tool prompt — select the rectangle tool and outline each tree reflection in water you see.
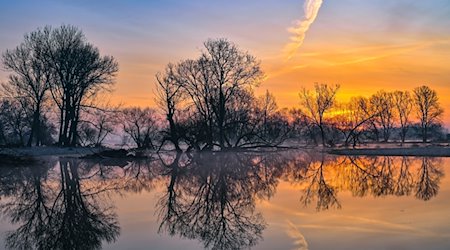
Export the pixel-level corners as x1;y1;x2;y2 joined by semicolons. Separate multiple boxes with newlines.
298;153;342;211
416;157;444;201
0;152;446;249
289;153;444;211
0;159;120;250
157;152;289;249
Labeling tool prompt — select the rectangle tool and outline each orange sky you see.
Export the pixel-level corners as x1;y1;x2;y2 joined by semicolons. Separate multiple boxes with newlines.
1;1;450;126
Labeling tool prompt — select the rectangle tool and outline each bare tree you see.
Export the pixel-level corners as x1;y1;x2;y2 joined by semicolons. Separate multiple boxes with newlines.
258;90;278;136
155;64;185;151
175;58;216;149
43;25;118;146
0;99;30;146
413;85;443;142
121;107;161;149
370;91;395;142
156;39;264;150
79;108;117;147
332;97;378;147
253;91;290;146
288;108;317;145
299;83;340;147
393;90;413;143
203;39;264;149
2;28;51;146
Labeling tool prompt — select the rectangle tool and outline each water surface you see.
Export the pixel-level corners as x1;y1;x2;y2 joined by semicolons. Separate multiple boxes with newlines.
0;151;449;249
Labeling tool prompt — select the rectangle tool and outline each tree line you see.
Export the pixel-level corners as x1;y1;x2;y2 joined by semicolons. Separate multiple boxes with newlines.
298;83;444;147
0;25;446;150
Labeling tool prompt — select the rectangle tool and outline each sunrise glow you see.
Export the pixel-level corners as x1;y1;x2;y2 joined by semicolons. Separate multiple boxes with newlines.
0;1;449;125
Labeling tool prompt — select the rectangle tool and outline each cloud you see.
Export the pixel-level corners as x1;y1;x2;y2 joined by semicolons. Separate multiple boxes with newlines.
284;0;323;60
286;220;309;250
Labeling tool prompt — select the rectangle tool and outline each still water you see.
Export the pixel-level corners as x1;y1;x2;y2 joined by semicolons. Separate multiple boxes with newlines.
0;151;449;250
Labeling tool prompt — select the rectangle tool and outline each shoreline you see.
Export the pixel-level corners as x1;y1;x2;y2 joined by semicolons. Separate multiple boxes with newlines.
329;146;450;157
2;146;450;160
0;147;105;158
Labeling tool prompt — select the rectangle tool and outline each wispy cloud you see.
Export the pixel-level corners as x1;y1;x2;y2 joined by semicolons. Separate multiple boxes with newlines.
286;221;309;250
284;0;323;60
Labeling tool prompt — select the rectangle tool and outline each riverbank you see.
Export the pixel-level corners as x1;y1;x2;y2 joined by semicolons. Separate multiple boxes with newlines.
2;144;450;160
0;146;104;158
329;146;450;157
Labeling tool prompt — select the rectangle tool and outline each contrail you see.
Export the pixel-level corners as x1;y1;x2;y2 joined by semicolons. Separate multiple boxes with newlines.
285;0;323;60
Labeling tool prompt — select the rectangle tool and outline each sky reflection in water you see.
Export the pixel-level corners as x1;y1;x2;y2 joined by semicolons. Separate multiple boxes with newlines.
0;151;449;250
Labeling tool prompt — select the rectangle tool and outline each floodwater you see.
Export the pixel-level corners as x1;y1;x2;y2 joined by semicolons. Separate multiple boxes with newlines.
0;151;449;250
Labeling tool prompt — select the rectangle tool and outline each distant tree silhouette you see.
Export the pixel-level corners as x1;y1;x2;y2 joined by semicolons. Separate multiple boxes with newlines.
413;85;443;142
79;107;117;147
336;96;378;147
121;107;161;149
0;99;29;146
370;91;395;142
299;83;340;147
393;91;413;143
251;91;291;146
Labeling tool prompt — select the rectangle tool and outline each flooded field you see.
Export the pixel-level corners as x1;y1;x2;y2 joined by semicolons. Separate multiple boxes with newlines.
0;151;449;249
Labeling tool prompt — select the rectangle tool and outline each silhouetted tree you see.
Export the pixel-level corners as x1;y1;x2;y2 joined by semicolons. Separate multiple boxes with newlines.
288;108;317;145
257;90;278;136
0;99;29;146
42;25;118;146
2;28;52;146
203;39;264;149
253;90;290;145
156;39;264;150
79;108;117;147
121;107;161;149
299;83;339;147
370;91;394;142
155;64;184;151
413;85;443;142
338;97;378;147
393;91;413;143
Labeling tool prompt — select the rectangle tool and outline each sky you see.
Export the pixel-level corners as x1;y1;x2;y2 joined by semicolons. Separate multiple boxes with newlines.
1;0;450;124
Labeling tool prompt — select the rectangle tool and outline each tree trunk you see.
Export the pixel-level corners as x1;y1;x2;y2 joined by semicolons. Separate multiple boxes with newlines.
401;127;406;144
423;126;428;143
218;86;225;149
27;114;36;147
27;110;41;147
167;113;181;152
69;105;80;147
319;125;326;147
